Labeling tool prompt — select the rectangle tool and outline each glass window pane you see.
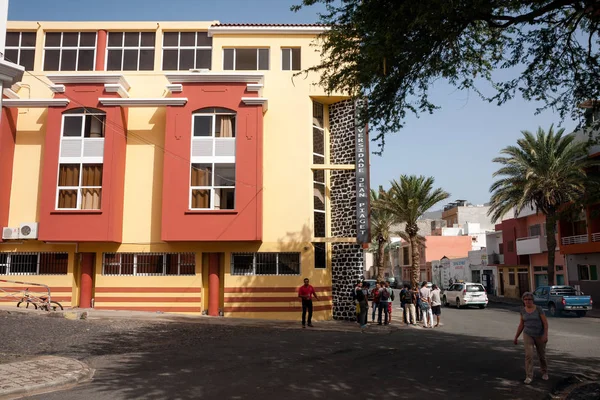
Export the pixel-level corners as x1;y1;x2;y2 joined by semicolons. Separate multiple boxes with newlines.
281;48;290;70
180;32;195;46
123;49;138;70
139;49;154;70
255;253;277;275
84;115;105;138
313;127;324;156
223;49;234;70
6;32;20;46
82;164;103;186
58;190;78;209
140;32;155;47
258;49;269;70
314;212;325;237
291;48;301;70
58;164;80;186
107;49;122;70
313;169;324;183
61;49;77;71
196;49;211;69
21;32;37;47
197;32;211;46
43;49;60;70
313;154;324;164
314;183;325;210
191;164;212;186
313;102;324;128
45;32;61;47
191;189;211;209
214;164;235;186
163;32;178;46
20;49;35;70
81;188;102;210
231;254;254;275
217;188;235;210
235;48;257;70
278;253;300;275
162;49;178;70
124;32;140;46
63;116;83;137
80;32;96;47
215;115;235;137
62;32;78;46
108;32;123;47
314;243;326;269
193;115;212;136
77;49;95;71
179;49;194;70
4;49;18;64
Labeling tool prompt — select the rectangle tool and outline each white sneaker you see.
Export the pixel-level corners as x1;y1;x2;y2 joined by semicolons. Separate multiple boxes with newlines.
542;374;549;381
524;378;532;384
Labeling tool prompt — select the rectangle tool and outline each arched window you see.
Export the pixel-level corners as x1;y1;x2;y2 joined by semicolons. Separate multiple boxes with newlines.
56;108;106;210
190;107;236;210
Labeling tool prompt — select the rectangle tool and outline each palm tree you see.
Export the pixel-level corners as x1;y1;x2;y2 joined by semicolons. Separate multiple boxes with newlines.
369;188;398;281
488;126;595;285
374;175;450;288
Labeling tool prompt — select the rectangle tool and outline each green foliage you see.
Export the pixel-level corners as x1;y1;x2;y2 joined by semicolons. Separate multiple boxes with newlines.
294;0;600;152
488;126;596;222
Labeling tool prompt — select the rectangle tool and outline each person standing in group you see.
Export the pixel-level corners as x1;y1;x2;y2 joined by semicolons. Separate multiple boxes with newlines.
514;292;549;384
419;281;433;328
371;283;380;322
385;281;395;323
354;281;369;328
402;284;416;325
414;285;421;322
430;284;442;328
298;278;319;328
378;281;391;325
399;284;408;323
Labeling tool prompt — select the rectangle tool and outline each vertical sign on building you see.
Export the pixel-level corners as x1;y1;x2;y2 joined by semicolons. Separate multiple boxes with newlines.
355;99;370;244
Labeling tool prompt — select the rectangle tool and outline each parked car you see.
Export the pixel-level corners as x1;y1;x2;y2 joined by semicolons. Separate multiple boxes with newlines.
533;285;593;317
442;282;488;309
385;277;399;288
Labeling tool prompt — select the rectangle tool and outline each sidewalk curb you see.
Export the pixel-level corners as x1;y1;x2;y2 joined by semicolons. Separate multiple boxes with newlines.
0;356;94;400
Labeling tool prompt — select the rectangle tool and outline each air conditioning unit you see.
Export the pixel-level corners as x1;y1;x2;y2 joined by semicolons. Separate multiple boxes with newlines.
19;222;38;240
2;227;19;240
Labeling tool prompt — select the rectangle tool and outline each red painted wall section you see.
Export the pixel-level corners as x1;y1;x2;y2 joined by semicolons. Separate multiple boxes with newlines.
38;84;127;242
0;107;18;235
498;218;528;265
161;82;263;241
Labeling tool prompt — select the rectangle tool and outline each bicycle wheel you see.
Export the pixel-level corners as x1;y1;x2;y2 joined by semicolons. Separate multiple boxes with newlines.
48;301;63;311
17;301;37;309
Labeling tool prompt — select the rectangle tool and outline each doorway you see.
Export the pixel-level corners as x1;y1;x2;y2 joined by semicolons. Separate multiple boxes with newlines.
499;270;505;296
518;270;530;297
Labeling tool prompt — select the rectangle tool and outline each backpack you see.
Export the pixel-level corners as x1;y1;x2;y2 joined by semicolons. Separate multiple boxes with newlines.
404;290;414;304
356;288;366;302
381;288;391;301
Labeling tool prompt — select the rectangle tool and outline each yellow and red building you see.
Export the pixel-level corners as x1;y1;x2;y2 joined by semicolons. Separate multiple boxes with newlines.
0;21;369;320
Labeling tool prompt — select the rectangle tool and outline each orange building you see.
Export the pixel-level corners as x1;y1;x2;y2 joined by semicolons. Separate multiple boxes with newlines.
0;21;370;321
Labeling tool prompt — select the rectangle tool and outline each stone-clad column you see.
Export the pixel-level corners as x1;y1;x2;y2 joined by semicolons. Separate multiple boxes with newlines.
329;100;365;320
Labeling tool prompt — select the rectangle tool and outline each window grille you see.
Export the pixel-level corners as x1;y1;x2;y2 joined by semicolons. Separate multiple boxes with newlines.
0;253;68;275
231;253;300;276
102;253;195;276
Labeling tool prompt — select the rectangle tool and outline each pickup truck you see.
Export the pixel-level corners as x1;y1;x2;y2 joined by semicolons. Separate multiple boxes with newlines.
533;285;593;317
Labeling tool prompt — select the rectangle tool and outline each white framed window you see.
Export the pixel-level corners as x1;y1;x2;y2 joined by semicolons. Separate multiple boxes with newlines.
223;48;269;70
231;253;300;276
528;224;541;237
577;264;598;281
281;47;301;71
5;31;36;70
56;108;106;210
106;32;155;71
43;32;96;71
190;108;236;210
312;101;326;238
162;31;212;70
102;253;195;276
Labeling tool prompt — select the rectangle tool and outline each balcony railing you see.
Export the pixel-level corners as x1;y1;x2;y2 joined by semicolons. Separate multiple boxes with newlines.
561;235;589;245
592;232;600;242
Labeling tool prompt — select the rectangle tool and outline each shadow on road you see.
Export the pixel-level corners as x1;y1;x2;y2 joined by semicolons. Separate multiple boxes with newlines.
34;320;600;400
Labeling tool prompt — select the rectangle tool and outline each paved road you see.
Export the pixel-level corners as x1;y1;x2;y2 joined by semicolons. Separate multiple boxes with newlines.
2;304;598;400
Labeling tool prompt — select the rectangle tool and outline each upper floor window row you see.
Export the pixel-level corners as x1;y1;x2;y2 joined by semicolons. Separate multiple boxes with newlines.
107;32;155;71
5;31;36;71
43;32;96;71
162;31;212;71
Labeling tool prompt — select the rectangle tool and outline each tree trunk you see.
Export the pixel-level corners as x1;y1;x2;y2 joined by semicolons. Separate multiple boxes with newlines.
377;241;385;281
410;234;420;289
545;212;557;286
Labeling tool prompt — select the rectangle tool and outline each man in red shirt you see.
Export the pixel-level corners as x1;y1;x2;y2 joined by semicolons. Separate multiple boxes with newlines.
298;278;319;328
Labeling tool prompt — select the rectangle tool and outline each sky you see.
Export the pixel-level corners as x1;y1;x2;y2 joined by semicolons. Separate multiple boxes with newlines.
8;0;579;208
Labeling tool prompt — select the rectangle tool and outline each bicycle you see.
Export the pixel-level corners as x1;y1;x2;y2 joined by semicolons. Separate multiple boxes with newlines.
16;289;63;311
